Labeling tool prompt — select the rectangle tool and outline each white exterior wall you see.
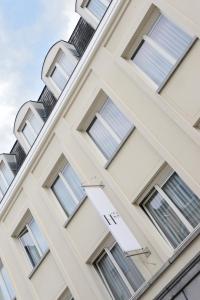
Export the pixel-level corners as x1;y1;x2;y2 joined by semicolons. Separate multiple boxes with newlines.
0;0;200;299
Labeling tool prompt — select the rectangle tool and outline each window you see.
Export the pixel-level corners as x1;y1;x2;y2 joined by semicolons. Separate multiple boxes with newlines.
131;14;195;90
143;172;200;248
0;161;14;201
87;0;111;20
51;163;85;217
95;243;144;300
0;263;16;300
59;288;74;300
87;98;134;161
50;50;77;92
22;111;42;147
19;218;48;268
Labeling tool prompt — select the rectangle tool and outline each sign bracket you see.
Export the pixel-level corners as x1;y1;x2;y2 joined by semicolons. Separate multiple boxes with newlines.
124;247;151;258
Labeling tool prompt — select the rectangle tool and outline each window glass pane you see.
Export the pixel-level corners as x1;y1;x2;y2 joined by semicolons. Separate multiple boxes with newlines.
0;172;8;194
132;14;193;87
111;244;144;292
58;52;76;77
29;219;48;254
87;0;107;20
62;164;85;201
145;191;190;248
0;272;11;300
20;228;41;267
22;123;36;146
88;117;118;159
28;113;42;135
173;292;187;300
97;252;132;300
133;41;172;87
163;173;200;228
149;15;192;60
183;273;200;300
61;289;74;300
0;266;15;300
51;66;67;91
0;162;13;185
52;176;77;216
100;99;133;140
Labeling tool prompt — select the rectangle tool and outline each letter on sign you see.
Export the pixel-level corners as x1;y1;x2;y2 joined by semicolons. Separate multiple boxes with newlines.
84;186;142;253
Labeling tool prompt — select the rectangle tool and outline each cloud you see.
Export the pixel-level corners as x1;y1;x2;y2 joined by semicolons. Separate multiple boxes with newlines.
0;0;79;153
0;105;16;153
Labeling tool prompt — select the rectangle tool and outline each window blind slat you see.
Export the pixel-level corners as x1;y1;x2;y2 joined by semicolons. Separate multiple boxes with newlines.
149;16;192;60
100;99;133;140
132;14;193;87
133;42;172;86
88;117;118;159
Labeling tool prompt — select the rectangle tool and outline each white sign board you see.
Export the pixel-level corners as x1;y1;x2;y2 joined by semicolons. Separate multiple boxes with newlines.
84;186;142;253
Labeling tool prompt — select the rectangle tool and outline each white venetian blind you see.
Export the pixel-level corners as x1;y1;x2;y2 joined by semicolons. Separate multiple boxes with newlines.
58;51;76;77
88;98;133;160
87;0;108;20
144;172;200;248
0;162;13;185
0;264;15;300
28;112;42;135
51;163;85;217
23;123;37;147
51;66;67;91
51;50;77;92
132;14;194;88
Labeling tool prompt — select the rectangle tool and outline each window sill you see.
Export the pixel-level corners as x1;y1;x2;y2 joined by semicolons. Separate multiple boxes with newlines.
130;225;200;300
104;126;135;169
28;249;50;279
63;197;86;228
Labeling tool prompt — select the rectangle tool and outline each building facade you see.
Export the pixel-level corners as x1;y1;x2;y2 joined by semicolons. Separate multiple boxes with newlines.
0;0;200;299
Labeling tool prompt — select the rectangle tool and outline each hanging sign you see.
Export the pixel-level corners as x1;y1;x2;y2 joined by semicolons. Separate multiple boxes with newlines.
84;186;142;253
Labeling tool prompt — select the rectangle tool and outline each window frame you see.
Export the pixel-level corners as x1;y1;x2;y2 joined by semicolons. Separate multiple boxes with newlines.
49;49;78;94
57;287;74;300
51;162;86;218
21;120;37;147
95;242;144;299
124;7;197;93
0;167;10;199
18;218;48;268
20;109;44;150
142;170;200;249
86;97;135;166
0;263;16;300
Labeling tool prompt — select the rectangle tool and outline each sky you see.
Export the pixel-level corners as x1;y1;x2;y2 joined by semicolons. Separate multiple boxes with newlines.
0;0;79;153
